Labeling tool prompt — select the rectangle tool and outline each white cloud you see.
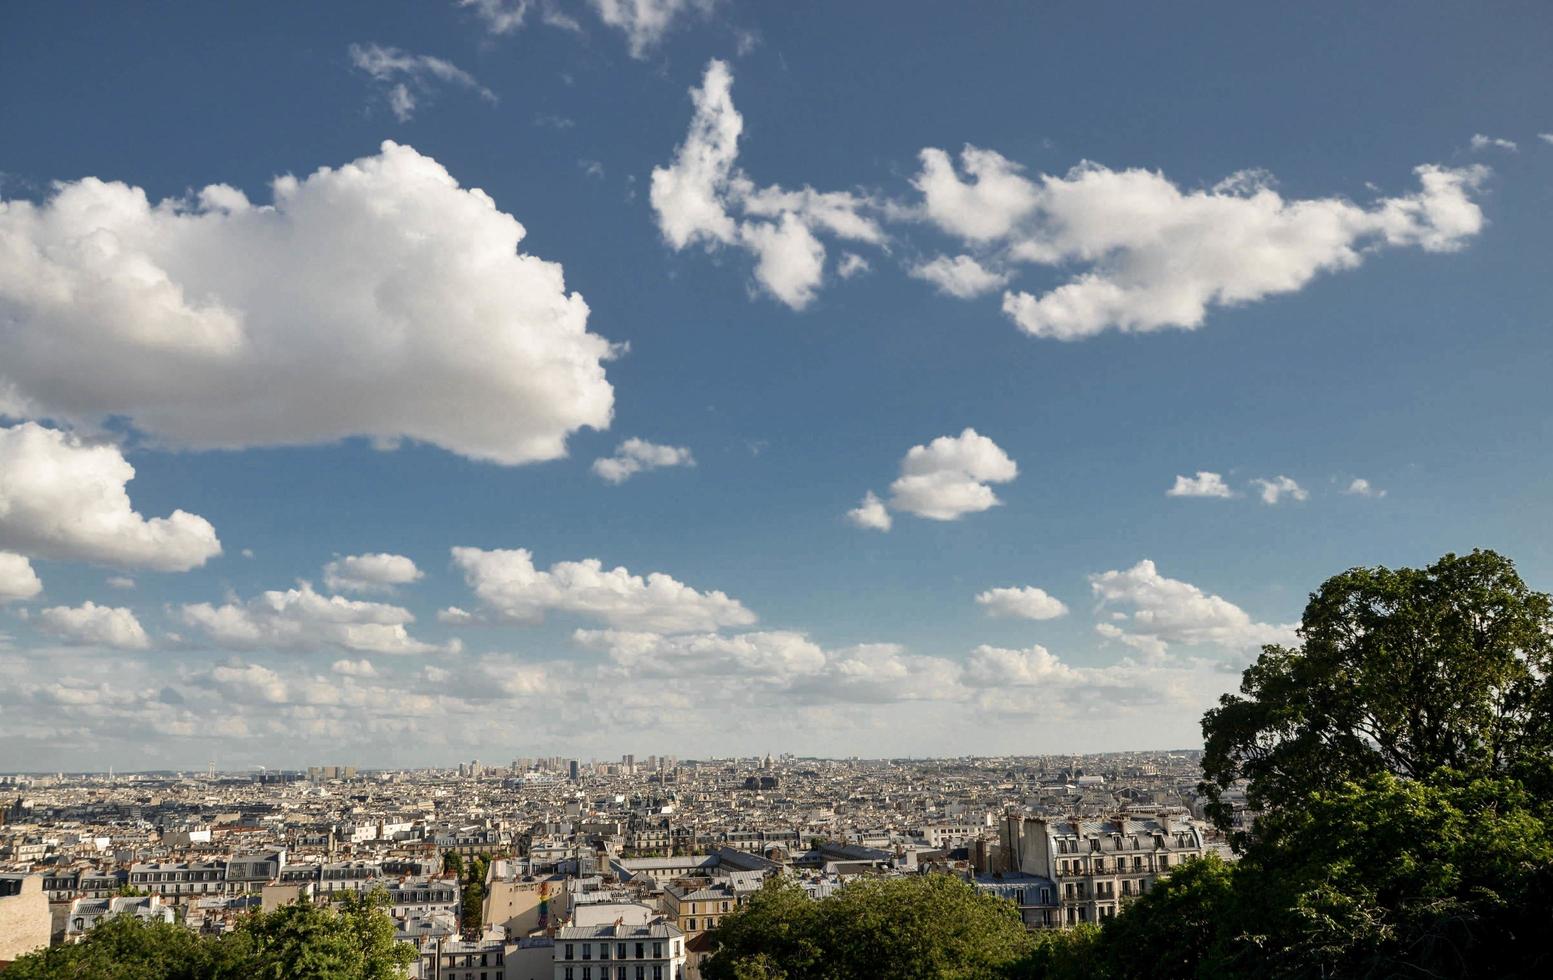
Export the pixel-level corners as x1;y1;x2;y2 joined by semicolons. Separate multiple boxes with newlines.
909;254;1010;299
590;0;715;58
1090;559;1294;660
739;213;827;308
348;43;496;122
331;658;378;677
0;142;616;465
456;0;532;34
975;586;1068;620
0;423;221;571
904;151;1489;340
197;662;291;704
450;546;756;632
323;553;424;594
651;61;881;309
1541;134;1553;146
1470;133;1518;153
912;146;1041;241
106;576;136;590
846;491;892;532
592;437;695;484
1343;477;1386;498
963;643;1079;687
455;1;711;55
886;428;1017;521
37;601;150;650
180;582;450;656
796;643;958;704
0;553;42;603
1252;475;1308;505
1167;471;1236;499
837;252;870;278
575;628;827;678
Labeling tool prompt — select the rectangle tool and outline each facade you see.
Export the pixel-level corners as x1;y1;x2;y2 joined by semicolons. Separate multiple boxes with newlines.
553;921;686;980
128;860;228;897
660;881;737;937
484;870;561;937
0;875;51;962
1001;814;1207;926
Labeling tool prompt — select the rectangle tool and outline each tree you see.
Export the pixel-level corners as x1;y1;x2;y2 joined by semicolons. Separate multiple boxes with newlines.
1013;924;1103;980
1219;773;1553;979
1201;550;1553;834
703;875;1035;980
5;889;414;980
3;916;216;980
443;850;464;877
217;888;414;980
1091;856;1236;979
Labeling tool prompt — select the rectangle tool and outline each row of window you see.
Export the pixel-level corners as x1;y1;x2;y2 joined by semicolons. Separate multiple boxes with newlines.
1059;853;1174;875
562;941;673;961
561;967;674;980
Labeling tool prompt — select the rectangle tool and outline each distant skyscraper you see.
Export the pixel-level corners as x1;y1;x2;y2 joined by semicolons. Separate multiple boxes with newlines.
568;760;580;781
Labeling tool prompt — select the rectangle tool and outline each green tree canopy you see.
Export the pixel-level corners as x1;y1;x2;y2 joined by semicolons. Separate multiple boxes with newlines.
704;875;1036;980
1201;549;1553;831
5;889;414;980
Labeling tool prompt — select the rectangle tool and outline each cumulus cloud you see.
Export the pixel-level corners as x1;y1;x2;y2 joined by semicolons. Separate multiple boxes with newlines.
967;158;1490;339
962;643;1079;687
1541;134;1553;146
1090;559;1295;661
651;60;882;309
322;553;424;594
331;658;378;677
0;553;43;603
975;586;1068;620
450;546;756;632
37;601;150;650
909;254;1010;298
1470;134;1518;153
1167;471;1236;499
1252;475;1308;505
0;423;220;571
912;146;1042;241
592;438;695;483
886;428;1018;521
574;628;827;678
846;491;892;532
1343;477;1386;498
648;87;1486;340
797;643;958;704
0;142;616;465
348;43;496;122
180;582;451;656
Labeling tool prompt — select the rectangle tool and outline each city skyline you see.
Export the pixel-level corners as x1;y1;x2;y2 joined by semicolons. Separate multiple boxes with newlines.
4;1;1553;771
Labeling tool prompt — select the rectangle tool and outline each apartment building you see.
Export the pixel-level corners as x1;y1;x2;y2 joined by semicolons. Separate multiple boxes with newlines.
1000;813;1207;926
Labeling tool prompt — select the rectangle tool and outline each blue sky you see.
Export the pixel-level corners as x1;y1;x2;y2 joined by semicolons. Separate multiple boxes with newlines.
1;1;1550;771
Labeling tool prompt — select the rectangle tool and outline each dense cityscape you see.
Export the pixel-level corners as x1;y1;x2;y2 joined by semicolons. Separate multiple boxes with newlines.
1;751;1233;976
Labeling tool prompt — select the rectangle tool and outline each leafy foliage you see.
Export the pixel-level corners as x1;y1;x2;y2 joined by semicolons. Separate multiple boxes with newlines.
703;875;1038;980
1201;550;1553;832
5;889;415;980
